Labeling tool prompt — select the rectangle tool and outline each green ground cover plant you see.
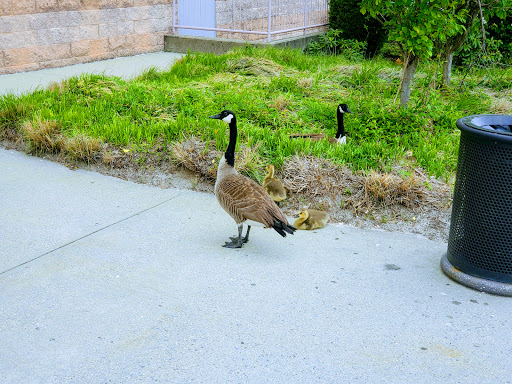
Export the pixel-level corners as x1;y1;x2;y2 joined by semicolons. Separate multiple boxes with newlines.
1;46;510;184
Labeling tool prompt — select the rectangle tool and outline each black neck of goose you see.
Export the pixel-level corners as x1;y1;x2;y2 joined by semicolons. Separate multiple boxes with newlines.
335;109;345;139
225;116;237;167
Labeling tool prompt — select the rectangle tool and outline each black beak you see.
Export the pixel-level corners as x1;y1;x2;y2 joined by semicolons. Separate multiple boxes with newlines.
293;214;299;218
209;114;221;119
346;107;353;114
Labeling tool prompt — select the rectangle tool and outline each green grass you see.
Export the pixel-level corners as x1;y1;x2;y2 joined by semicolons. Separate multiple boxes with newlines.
1;46;510;182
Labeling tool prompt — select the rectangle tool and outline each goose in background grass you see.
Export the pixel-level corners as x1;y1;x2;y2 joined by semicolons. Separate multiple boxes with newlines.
290;103;353;144
262;164;287;205
209;110;296;248
293;209;330;230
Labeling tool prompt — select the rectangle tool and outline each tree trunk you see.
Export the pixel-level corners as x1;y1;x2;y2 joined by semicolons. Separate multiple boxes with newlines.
400;55;420;107
443;52;454;86
441;0;480;86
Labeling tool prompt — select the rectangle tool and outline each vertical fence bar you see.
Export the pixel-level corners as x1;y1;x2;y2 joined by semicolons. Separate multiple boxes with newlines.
173;0;176;34
267;0;272;42
303;0;308;35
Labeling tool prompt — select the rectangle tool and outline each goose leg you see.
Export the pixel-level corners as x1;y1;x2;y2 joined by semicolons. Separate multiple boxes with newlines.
229;225;250;244
224;224;245;248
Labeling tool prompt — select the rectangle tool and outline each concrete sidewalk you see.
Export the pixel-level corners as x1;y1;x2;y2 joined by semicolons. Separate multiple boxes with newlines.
1;149;512;383
1;53;512;383
0;52;183;96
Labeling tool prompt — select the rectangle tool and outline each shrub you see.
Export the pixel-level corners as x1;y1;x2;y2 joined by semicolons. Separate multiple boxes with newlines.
453;22;504;68
487;11;512;63
305;30;367;60
329;0;387;57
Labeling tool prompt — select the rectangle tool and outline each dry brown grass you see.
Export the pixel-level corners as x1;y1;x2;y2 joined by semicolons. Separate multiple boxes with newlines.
47;81;65;94
490;97;512;114
171;136;264;180
171;137;220;180
281;155;362;197
22;119;62;153
271;94;292;111
226;56;296;77
333;65;361;76
280;155;451;214
348;171;426;212
20;119;105;162
297;77;314;89
62;134;103;162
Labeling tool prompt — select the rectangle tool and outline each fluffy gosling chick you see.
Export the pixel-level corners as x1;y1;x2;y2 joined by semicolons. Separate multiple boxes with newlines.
293;209;330;230
262;164;287;204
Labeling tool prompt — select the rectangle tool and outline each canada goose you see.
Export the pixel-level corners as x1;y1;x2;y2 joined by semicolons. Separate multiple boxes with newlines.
209;110;296;248
262;164;287;204
290;103;352;144
293;209;330;230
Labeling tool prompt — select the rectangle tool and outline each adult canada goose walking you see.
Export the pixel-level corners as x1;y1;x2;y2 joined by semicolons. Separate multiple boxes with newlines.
262;164;287;205
209;110;296;248
290;103;352;144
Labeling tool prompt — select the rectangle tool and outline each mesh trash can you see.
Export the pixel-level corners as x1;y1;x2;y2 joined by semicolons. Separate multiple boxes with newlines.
441;114;512;296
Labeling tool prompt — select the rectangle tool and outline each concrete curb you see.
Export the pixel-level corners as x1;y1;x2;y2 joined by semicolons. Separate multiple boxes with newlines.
164;33;322;54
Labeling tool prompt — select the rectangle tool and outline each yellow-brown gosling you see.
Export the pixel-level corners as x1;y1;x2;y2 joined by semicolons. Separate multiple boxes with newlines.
293;209;330;230
262;164;287;205
209;110;296;248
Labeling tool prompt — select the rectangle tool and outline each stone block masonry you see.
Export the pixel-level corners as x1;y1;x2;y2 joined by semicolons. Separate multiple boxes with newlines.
0;0;173;75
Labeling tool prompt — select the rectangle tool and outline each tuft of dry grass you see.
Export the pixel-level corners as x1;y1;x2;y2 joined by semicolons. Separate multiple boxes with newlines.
297;77;314;89
333;65;360;76
281;155;362;197
47;81;65;94
22;119;62;153
281;155;451;214
271;94;292;111
171;136;264;180
346;169;452;213
226;56;296;77
490;97;512;114
20;119;105;162
62;134;103;162
351;171;426;212
171;137;220;180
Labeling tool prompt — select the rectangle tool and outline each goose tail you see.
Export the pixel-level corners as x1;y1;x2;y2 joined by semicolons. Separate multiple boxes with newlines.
270;212;296;237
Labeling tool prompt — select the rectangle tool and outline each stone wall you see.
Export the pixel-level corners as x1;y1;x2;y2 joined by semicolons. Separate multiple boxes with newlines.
0;0;173;75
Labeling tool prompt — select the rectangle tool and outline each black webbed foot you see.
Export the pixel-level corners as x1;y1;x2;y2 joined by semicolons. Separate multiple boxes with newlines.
223;239;244;248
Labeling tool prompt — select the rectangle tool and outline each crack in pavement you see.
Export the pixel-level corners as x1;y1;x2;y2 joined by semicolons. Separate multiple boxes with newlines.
0;194;181;276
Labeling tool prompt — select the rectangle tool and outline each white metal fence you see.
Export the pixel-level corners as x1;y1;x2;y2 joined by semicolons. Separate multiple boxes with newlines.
172;0;329;42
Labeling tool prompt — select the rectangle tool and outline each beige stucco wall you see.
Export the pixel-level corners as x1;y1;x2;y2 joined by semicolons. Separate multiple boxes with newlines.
0;0;173;75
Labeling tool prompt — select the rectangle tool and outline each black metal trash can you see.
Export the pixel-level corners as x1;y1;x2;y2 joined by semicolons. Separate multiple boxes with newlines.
441;114;512;296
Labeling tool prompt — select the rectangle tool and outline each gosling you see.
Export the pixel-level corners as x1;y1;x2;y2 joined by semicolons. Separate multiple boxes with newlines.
262;164;287;205
293;209;330;230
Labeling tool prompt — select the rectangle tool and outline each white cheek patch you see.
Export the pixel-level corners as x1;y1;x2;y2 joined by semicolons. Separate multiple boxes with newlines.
222;114;234;123
339;106;345;114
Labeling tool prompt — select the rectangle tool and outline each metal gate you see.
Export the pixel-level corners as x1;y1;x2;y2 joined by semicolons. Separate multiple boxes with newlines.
178;0;216;37
172;0;329;42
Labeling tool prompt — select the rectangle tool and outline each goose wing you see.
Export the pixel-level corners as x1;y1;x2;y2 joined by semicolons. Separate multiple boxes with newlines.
216;174;289;226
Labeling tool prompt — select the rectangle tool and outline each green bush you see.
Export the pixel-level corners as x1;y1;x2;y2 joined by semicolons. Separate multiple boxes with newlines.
487;11;512;63
454;22;504;68
329;0;387;57
305;30;367;60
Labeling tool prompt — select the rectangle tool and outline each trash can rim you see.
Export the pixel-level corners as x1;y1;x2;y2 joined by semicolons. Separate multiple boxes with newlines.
457;114;512;142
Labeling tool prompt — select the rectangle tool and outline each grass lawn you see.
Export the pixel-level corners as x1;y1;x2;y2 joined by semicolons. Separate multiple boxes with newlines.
1;46;511;186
